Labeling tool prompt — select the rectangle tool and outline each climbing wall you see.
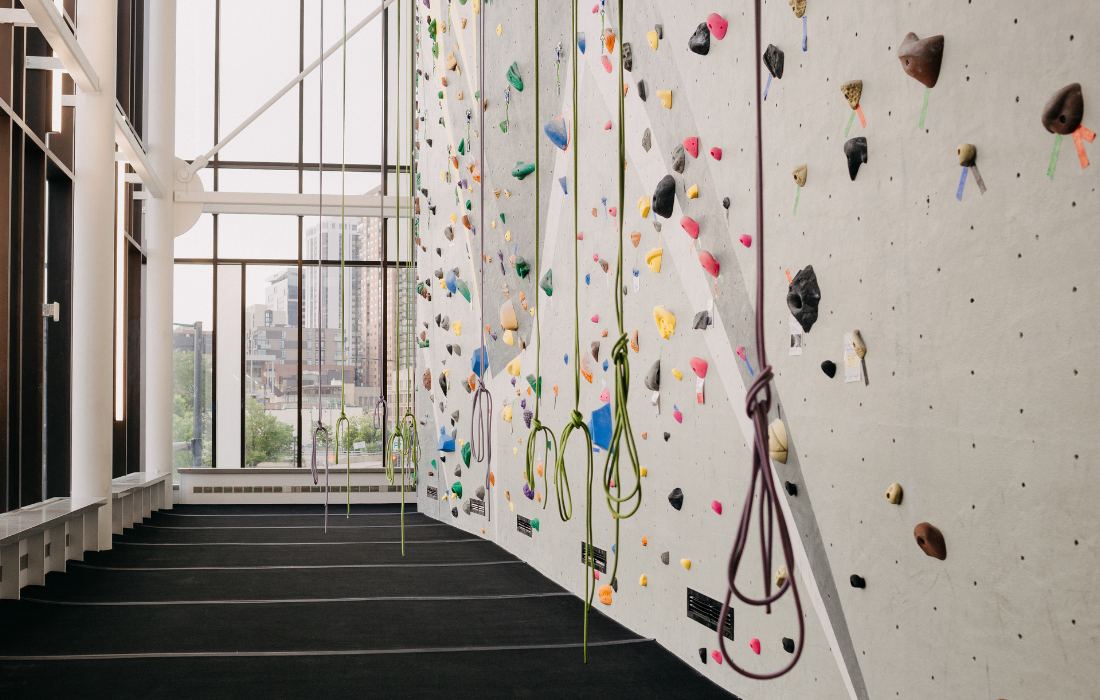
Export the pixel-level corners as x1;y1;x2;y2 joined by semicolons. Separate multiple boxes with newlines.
412;0;1100;698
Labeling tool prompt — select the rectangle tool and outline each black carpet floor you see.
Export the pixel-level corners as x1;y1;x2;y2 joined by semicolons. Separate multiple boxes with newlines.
0;504;739;699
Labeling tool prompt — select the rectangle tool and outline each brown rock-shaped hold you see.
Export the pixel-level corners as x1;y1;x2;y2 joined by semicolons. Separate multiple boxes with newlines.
1041;83;1084;135
898;33;944;88
792;164;807;187
500;300;519;330
423;369;431;390
957;143;976;167
790;0;806;18
913;522;946;560
840;79;862;109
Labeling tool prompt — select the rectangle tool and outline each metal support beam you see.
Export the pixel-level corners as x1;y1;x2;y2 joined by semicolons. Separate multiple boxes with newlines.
20;0;100;94
174;191;410;218
114;107;166;198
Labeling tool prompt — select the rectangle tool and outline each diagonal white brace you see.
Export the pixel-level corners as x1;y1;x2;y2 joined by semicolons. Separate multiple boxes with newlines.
20;0;99;94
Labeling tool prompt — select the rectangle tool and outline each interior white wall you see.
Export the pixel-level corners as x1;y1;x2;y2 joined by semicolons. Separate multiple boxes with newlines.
413;1;1100;698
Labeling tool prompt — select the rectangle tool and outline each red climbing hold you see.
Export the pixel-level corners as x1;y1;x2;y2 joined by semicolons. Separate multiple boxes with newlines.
591;313;599;323
690;357;708;377
683;137;699;158
698;251;719;277
707;13;728;40
673;406;683;423
711;500;722;515
710;147;722;160
680;216;699;239
710;650;723;664
739;233;752;247
749;638;761;655
609;207;617;217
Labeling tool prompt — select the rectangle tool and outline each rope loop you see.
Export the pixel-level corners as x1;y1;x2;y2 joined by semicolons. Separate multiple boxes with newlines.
471;375;493;520
524;420;558;510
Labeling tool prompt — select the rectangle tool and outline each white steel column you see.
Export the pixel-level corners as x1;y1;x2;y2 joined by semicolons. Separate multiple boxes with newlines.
71;0;118;550
144;0;176;493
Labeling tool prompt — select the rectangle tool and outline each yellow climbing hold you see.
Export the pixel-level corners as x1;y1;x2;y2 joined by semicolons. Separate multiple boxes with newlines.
450;213;457;224
768;418;788;464
491;221;497;229
653;306;676;339
473;0;479;14
506;357;521;376
496;23;502;35
647;30;658;50
446;52;457;71
640;467;647;477
657;90;672;109
598;585;613;605
687;184;698;199
452;321;462;336
504;330;515;346
645;248;663;273
775;565;788;588
509;501;515;511
639;574;648;587
681;559;691;570
505;230;512;242
672;368;682;381
637;195;651;218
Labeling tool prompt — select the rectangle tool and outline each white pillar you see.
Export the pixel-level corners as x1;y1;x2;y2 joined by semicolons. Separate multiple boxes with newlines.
145;0;177;494
71;0;118;550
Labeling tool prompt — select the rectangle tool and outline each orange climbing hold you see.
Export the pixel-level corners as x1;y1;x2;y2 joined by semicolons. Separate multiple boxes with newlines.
598;585;613;605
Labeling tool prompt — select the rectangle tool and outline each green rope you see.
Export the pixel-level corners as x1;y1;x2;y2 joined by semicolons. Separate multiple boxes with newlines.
552;0;595;663
388;0;403;490
335;0;352;517
524;0;558;504
601;0;642;597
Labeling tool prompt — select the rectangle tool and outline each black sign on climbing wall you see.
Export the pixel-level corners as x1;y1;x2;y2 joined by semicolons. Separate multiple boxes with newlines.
517;514;533;537
426;486;438;500
687;588;734;641
470;498;485;516
580;542;608;573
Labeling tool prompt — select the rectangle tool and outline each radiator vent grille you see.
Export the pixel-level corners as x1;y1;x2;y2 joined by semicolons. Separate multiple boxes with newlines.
687;587;734;640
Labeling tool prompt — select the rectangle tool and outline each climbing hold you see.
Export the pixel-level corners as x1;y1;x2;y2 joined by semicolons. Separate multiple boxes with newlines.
590;341;600;362
600;55;613;73
840;79;862;110
680;217;699;239
590;313;599;324
790;0;806;17
645;247;663;273
663;432;670;442
452;481;463;498
446;52;458;71
646;30;658;50
544;119;569;150
690;358;708;378
653;175;676;218
844;137;868;180
886;483;903;504
502;405;512;423
630;232;641;248
444;268;458;293
462;500;472;515
531;518;539;531
749;638;761;655
787;265;821;331
898;32;944;88
850;574;866;588
506;357;521;376
539;269;553;296
515;257;531;279
686;185;698;199
852;329;867;362
688;22;710;56
914;522;947;560
792;164;807;187
1042;83;1084;134
591;403;612;449
768;418;788;463
506;61;524;91
500;301;519;330
661;551;670;565
710;500;722;515
503;330;515;346
452;321;462;336
783;637;795;653
657;90;672;109
496;23;502;35
641;127;651;152
673;406;682;423
638;195;651;218
671;144;686;173
710;650;723;664
698;251;719;277
580;353;594;383
630;329;639;352
637;80;648;103
821;360;837;378
739;234;752;248
454;278;471;302
763;44;784;79
603;119;612;130
775;565;788;587
672;368;682;381
668;487;684;510
653;306;676;339
511;161;536;180
683;137;699;159
422;369;431;390
957;143;977;167
692;310;710;329
623;42;632;71
577;32;586;53
707;13;727;40
451;507;458;517
644;360;660;391
710;147;722;160
680;559;691;570
604;30;616;53
639;574;647;586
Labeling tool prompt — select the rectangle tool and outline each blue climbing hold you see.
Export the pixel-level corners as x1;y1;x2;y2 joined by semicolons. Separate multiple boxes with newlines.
602;360;609;371
559;176;568;194
544;118;569;151
564;354;569;364
590;403;612;450
444;268;458;294
578;32;586;54
472;347;489;377
438;427;455;452
585;273;591;285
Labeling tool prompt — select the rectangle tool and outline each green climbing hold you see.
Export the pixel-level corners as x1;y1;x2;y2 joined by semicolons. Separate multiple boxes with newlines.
462;441;471;467
507;62;524;92
526;374;542;397
452;481;463;498
465;200;472;210
418;338;430;348
458;0;466;4
432;42;438;58
428;18;437;39
531;518;540;532
515;256;531;278
512;161;536;180
500;213;506;224
499;121;509;133
539;269;553;296
458;138;465;155
475;91;480;100
438;91;444;99
454;278;471;302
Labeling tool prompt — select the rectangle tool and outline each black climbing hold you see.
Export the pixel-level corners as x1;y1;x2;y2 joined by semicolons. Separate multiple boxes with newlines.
1042;83;1084;135
821;360;837;378
642;127;651;152
653;221;662;233
462;500;472;515
763;44;784;79
688;22;710;56
660;551;670;565
446;344;454;355
692;310;711;329
435;313;442;326
439;374;449;396
850;574;866;589
451;507;458;518
668;487;684;510
722;197;730;210
426;138;433;147
671;143;686;174
623;42;633;72
785;481;797;496
644;360;660;391
652;175;676;219
591;341;601;362
663;432;670;441
436;248;442;256
844;137;868;180
611;577;618;592
786;266;820;332
637;80;647;102
699;647;707;664
782;637;795;653
654;24;663;40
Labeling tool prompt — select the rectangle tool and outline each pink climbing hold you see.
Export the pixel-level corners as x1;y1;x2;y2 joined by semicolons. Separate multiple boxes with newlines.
689;357;708;378
593;253;600;262
736;346;747;362
680;216;699;239
710;650;723;664
604;120;613;130
594;569;600;579
601;56;613;73
707;13;728;40
600;386;611;402
577;231;585;240
710;500;722;515
739;233;752;248
683;137;699;158
673;406;683;423
698;251;719;278
609;207;617;217
591;4;598;12
749;638;761;655
591;313;599;323
710;147;723;160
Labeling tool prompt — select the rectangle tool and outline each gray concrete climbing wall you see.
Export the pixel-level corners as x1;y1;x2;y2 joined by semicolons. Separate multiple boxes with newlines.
411;0;1100;698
